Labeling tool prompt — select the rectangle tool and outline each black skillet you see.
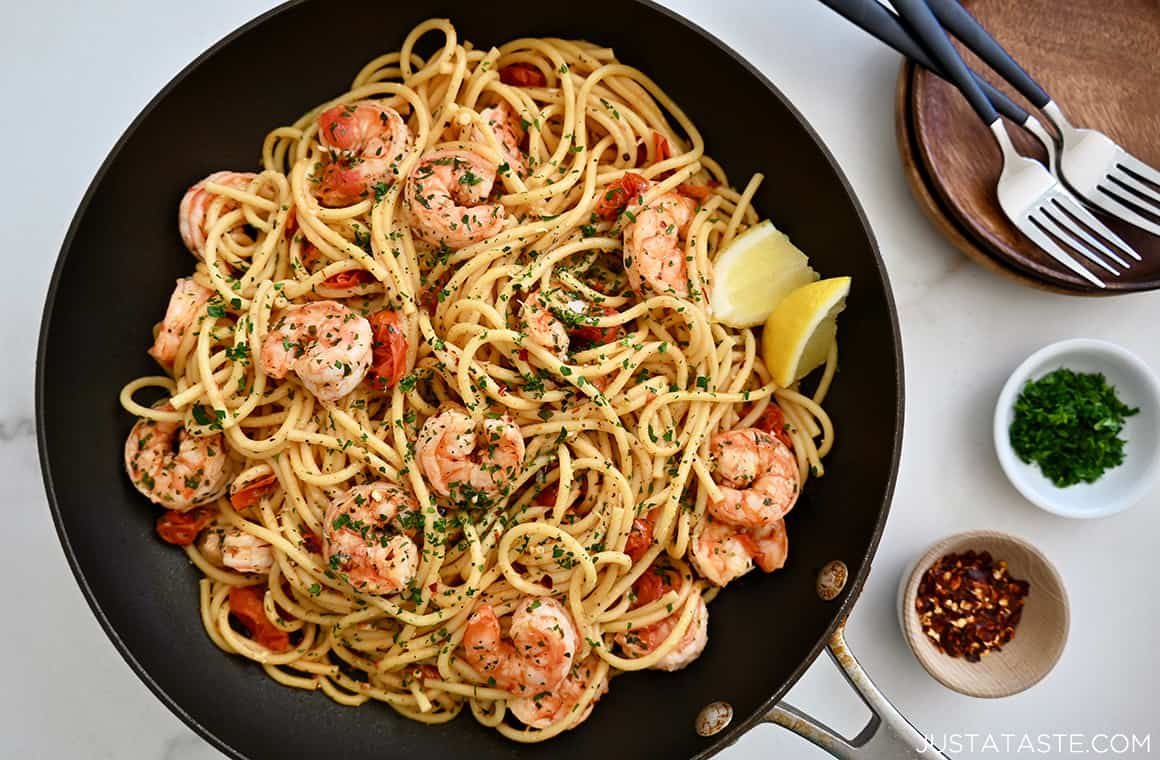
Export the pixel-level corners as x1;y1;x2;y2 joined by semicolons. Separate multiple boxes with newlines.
36;1;943;757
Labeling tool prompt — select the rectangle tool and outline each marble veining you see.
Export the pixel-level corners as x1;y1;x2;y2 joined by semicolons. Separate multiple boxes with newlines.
0;417;36;441
162;733;224;760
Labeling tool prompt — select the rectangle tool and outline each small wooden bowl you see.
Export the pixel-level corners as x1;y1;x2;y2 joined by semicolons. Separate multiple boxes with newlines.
904;0;1160;293
897;531;1069;698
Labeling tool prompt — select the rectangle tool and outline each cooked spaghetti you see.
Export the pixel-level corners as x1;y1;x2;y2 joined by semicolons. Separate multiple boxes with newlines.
118;18;840;741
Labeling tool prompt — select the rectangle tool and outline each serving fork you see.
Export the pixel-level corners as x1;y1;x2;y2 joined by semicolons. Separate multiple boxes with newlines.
819;0;1141;287
927;0;1160;238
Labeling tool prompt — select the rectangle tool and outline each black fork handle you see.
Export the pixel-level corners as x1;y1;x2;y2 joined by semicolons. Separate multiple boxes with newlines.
926;0;1052;108
816;0;1028;123
891;0;999;125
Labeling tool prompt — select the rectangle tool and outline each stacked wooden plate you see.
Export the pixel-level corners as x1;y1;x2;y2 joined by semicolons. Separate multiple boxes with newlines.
895;0;1160;295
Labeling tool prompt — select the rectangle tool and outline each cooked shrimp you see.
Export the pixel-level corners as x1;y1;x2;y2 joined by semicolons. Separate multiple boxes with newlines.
416;405;525;501
405;149;505;249
690;515;789;587
519;287;626;356
178;170;257;258
622;191;698;298
521;291;569;356
641;594;708;671
748;518;789;572
222;529;275;575
708;429;800;528
323;482;420;595
476;100;526;176
149;278;212;366
615;566;708;671
260;301;373;402
462;597;579;695
196;525;275;575
197;528;225;565
508;655;608;729
315;101;413;206
689;516;754;587
124;410;232;511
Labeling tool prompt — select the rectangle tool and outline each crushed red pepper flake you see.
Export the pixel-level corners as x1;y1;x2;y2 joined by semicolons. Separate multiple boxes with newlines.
915;550;1030;662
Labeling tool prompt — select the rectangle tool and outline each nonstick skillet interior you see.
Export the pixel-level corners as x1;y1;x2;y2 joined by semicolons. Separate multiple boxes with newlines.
37;2;902;757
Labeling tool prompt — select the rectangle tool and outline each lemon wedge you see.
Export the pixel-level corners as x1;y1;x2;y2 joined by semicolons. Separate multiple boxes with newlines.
710;220;818;328
762;277;851;387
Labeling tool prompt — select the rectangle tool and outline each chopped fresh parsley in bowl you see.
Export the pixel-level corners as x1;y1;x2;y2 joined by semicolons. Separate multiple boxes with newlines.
1009;368;1138;487
993;339;1160;518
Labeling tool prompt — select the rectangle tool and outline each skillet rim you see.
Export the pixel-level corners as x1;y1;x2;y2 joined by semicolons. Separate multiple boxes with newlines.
35;1;904;757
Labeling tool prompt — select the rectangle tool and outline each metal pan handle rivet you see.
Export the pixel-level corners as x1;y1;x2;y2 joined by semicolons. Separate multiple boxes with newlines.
695;701;733;737
817;560;849;601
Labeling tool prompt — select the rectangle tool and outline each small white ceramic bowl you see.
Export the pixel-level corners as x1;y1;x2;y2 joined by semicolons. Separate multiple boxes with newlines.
994;338;1160;518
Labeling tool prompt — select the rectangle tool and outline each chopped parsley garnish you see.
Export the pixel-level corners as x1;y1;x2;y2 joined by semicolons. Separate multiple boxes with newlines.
1009;367;1139;487
191;404;226;431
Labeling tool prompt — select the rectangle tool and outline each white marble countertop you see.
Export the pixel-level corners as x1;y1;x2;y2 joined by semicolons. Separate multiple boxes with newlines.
3;1;1157;758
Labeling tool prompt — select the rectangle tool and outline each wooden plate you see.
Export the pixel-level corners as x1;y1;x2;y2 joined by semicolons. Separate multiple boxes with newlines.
894;63;1094;296
908;0;1160;293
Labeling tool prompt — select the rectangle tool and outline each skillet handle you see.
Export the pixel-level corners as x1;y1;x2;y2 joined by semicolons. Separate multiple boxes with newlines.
762;624;951;759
